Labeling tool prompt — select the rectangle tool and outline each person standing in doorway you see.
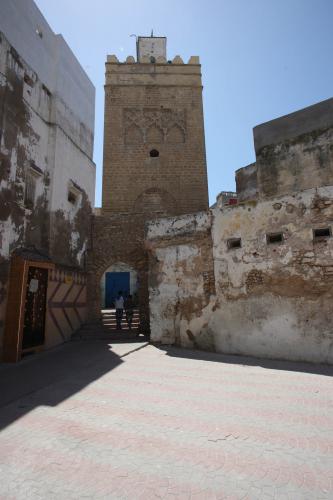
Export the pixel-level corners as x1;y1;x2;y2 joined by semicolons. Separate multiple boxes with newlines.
114;291;124;330
124;294;134;330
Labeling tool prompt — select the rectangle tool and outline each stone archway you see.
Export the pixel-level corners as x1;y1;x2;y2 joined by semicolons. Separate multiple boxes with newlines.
87;212;152;335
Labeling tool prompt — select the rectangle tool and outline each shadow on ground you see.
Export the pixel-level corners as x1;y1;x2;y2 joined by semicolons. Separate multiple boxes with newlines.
158;345;333;377
0;340;143;432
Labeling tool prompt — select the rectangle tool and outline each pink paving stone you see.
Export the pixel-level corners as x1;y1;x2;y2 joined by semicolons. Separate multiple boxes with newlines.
0;341;333;499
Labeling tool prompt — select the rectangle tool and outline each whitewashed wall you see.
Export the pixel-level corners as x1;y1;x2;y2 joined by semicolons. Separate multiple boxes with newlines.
148;187;333;364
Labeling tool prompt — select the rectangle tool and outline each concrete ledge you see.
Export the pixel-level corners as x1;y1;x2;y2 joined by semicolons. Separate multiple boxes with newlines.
253;97;333;153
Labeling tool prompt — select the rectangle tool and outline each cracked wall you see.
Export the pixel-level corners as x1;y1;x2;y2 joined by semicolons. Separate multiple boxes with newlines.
148;187;333;363
147;99;333;364
0;30;95;354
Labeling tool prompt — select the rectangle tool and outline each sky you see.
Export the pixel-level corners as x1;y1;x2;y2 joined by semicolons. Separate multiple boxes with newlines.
35;0;333;207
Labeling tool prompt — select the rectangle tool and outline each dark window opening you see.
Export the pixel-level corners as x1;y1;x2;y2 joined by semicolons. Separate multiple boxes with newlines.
227;238;241;249
267;232;283;244
313;227;331;239
150;149;159;158
24;171;36;209
68;190;78;205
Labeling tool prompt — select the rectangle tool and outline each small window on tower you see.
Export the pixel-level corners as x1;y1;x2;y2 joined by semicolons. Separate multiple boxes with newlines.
150;149;159;158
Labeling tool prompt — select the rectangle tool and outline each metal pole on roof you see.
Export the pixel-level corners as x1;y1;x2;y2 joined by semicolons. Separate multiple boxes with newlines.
130;34;138;61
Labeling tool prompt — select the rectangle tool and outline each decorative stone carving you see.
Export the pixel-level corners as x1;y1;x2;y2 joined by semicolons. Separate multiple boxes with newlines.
124;108;186;144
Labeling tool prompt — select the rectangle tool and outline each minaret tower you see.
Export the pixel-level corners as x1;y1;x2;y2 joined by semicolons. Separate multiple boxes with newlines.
102;35;209;217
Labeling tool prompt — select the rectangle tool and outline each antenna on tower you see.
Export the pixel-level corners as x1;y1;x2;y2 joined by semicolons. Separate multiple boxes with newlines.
130;34;138;61
151;29;154;37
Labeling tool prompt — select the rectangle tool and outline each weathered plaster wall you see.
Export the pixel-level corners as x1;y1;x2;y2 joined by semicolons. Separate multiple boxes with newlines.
148;187;333;363
147;98;333;364
147;212;215;345
0;25;95;354
256;127;333;199
0;0;95;130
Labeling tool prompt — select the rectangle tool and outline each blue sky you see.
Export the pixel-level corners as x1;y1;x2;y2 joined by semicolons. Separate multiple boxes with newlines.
35;0;333;207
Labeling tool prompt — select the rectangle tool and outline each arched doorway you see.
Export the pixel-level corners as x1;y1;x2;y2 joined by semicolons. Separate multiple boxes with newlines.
100;262;138;309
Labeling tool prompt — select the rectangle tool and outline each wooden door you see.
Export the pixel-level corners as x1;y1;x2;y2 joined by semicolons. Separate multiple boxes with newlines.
22;266;48;350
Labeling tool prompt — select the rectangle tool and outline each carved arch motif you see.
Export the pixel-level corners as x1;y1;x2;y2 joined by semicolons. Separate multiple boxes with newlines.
133;187;177;216
146;125;164;144
166;124;185;144
124;108;186;144
125;123;143;144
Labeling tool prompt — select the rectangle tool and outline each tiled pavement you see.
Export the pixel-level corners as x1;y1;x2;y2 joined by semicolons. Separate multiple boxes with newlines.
0;341;333;499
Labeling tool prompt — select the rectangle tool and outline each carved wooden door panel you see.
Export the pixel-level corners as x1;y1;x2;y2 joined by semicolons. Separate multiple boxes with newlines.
22;266;48;349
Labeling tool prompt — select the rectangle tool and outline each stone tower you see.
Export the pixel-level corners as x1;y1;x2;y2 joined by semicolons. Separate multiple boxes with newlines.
88;36;209;331
101;35;209;217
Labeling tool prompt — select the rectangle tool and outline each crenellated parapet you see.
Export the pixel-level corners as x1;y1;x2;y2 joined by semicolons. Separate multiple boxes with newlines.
105;54;202;87
106;54;200;65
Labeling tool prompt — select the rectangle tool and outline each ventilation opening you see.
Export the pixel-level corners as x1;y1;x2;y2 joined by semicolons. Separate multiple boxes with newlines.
150;149;159;158
313;227;331;239
266;232;283;244
227;238;241;250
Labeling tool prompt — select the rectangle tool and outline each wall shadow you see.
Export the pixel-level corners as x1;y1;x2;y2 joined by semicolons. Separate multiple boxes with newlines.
0;340;124;432
158;345;333;377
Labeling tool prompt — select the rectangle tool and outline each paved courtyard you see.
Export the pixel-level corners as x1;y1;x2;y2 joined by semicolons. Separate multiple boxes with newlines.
0;341;333;499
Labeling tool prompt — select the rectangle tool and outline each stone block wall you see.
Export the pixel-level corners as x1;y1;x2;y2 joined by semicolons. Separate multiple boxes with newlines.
87;213;150;331
102;57;209;216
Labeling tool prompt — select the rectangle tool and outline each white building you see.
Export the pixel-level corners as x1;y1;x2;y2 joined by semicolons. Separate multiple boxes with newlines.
0;0;95;360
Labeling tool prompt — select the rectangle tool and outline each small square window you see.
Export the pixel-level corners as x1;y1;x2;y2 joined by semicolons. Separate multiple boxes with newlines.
24;171;36;208
68;190;78;205
67;180;82;206
266;232;283;244
313;227;331;239
227;238;241;249
24;165;42;209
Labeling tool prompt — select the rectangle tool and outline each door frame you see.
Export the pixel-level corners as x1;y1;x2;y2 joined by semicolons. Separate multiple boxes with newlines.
105;271;130;309
3;255;54;362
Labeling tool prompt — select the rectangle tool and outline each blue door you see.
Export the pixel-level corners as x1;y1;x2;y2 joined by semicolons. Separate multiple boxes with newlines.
105;272;130;308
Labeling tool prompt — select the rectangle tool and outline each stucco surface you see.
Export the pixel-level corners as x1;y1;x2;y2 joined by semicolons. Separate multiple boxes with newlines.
147;97;333;364
0;23;95;355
